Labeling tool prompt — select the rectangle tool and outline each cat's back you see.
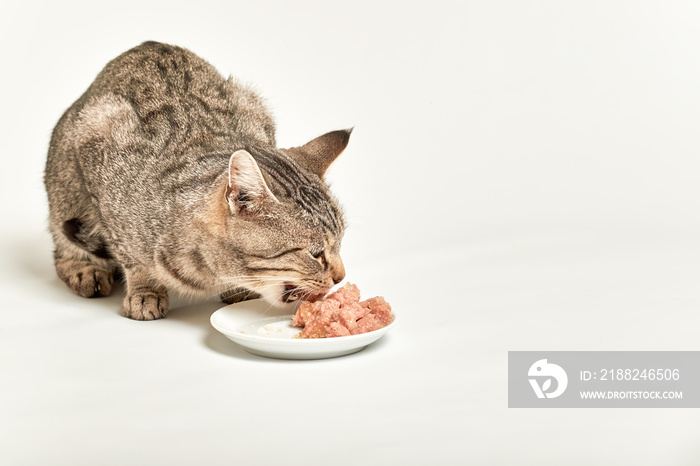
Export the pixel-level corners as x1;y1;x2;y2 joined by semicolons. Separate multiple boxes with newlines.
65;42;214;128
58;41;275;163
89;42;274;150
88;41;223;115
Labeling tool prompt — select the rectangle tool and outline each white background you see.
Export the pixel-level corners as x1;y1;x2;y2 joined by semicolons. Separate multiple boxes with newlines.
2;1;700;464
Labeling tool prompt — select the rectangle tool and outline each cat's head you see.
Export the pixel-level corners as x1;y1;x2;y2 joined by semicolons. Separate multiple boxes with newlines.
213;129;351;306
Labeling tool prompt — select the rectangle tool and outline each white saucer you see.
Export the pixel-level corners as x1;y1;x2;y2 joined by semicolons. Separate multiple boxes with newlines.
210;299;396;360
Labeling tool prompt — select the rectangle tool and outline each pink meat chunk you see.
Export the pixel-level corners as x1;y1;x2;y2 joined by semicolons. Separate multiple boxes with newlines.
327;322;351;337
356;314;381;333
360;296;393;326
291;302;314;327
346;302;369;322
325;282;361;306
293;283;393;339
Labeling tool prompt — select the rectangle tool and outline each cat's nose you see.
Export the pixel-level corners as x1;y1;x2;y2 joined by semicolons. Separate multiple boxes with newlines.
331;258;345;284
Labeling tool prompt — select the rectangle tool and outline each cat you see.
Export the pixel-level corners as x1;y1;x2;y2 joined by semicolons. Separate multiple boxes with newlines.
44;41;349;320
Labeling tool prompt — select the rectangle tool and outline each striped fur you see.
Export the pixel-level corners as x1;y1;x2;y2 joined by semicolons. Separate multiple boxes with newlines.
45;41;349;320
248;145;345;234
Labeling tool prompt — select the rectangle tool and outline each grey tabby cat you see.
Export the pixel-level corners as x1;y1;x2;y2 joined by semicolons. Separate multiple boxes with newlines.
45;41;349;320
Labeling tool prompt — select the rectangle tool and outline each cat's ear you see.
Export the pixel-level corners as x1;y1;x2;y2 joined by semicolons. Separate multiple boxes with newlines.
285;128;352;178
225;150;278;216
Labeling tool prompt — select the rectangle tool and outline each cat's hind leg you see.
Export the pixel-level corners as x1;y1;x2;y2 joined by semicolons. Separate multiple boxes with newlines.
55;255;114;298
46;108;118;298
52;224;115;298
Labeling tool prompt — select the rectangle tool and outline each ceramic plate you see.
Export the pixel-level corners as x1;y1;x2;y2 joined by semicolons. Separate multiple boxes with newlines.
210;299;396;360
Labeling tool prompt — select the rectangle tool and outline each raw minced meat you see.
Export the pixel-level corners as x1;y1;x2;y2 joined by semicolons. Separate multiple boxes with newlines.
292;283;393;338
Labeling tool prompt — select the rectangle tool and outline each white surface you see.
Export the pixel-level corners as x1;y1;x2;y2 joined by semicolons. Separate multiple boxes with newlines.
210;299;396;359
2;1;700;465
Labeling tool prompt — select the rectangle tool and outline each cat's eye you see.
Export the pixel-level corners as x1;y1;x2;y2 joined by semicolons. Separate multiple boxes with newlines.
310;250;327;268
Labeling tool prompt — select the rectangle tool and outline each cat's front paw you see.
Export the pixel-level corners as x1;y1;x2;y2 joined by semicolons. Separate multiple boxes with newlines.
121;292;169;320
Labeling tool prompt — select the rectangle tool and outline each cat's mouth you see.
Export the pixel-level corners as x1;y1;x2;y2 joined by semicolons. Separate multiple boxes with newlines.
281;283;328;303
282;283;303;303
